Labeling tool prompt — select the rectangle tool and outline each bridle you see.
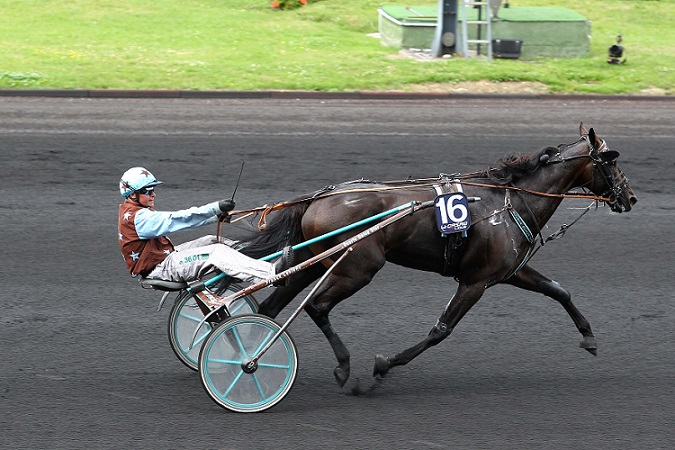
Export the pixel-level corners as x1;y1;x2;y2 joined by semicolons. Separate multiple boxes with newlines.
585;135;629;210
548;135;627;210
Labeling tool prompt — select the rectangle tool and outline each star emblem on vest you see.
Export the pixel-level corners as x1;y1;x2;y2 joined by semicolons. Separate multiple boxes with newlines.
130;251;140;261
123;212;132;221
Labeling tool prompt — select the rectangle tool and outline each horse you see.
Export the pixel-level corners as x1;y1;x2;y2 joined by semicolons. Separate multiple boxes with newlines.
239;123;637;388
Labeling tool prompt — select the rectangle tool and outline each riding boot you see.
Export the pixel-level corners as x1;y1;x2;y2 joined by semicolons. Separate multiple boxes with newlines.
273;246;294;287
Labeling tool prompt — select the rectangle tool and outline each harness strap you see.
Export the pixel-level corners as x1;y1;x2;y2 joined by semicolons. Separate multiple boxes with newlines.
503;190;536;279
505;190;534;244
510;184;544;246
509;210;534;244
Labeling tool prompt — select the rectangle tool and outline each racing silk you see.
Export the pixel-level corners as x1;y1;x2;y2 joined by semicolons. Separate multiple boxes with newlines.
118;200;220;277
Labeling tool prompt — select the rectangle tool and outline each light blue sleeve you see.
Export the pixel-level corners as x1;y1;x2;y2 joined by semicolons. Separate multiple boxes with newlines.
135;201;220;239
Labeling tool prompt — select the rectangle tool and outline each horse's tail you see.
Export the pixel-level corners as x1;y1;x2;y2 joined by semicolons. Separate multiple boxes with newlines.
238;201;310;260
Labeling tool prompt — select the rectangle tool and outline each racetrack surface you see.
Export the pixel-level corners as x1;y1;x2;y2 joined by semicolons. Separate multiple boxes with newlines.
1;97;673;449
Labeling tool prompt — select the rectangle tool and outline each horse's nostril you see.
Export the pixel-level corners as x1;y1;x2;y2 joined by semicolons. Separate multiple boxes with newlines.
629;196;638;206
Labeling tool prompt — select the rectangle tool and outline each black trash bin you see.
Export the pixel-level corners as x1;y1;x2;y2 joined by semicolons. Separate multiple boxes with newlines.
492;38;523;59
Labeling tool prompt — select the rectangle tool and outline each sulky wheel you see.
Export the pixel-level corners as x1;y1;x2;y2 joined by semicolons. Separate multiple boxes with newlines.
198;314;298;413
167;283;258;371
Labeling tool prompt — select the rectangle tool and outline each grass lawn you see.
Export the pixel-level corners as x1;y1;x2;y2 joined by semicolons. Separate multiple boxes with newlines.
0;0;673;94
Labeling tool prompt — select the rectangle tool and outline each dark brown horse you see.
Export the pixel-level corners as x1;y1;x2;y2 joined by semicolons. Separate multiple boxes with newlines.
240;124;637;387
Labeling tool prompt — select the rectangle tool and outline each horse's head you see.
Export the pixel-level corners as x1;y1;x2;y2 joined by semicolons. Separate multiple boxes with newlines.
575;123;637;213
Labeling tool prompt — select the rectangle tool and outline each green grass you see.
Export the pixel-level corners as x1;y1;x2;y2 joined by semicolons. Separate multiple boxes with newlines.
1;0;673;94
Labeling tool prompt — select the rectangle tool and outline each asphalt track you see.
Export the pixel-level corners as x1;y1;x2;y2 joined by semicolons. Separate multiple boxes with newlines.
1;96;674;449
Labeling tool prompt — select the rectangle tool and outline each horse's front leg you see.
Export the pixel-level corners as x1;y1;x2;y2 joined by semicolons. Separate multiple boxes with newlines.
374;282;486;378
505;264;597;355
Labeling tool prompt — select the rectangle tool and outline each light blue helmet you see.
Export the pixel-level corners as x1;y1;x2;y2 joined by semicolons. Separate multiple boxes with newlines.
119;167;163;198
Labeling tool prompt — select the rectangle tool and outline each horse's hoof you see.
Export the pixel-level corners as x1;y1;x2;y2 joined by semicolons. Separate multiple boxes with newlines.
579;336;598;356
373;354;390;378
334;367;349;387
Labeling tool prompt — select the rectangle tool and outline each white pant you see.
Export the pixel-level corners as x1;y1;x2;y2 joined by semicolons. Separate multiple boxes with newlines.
148;235;274;284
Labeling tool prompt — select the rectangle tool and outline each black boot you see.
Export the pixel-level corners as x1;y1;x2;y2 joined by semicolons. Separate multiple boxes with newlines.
273;246;294;287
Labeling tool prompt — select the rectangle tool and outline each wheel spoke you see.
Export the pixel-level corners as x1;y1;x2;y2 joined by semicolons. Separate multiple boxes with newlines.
250;328;276;359
191;329;211;347
206;358;242;365
178;311;202;323
222;369;245;398
252;372;268;401
230;326;249;358
257;362;292;369
228;301;248;315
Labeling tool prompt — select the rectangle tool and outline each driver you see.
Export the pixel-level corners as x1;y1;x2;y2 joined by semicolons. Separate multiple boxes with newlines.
117;166;288;285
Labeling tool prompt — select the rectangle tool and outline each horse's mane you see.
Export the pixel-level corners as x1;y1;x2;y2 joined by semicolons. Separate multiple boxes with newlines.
471;146;558;185
332;147;558;187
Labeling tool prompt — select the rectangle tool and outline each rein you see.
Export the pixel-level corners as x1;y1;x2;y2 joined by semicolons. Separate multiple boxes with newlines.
222;179;609;232
221;136;616;232
453;180;609;202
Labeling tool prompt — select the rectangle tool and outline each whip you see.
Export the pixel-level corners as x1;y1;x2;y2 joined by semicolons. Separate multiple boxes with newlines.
231;160;245;200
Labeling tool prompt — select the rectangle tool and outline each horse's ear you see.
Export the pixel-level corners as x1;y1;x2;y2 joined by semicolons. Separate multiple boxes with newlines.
589;127;598;147
579;122;588;136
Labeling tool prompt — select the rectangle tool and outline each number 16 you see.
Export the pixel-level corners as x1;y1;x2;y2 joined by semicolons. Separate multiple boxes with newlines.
436;194;469;224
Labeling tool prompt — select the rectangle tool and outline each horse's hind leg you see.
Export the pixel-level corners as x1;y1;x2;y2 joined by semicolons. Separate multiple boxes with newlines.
505;264;597;355
304;296;352;387
374;282;486;378
258;264;324;319
304;255;385;387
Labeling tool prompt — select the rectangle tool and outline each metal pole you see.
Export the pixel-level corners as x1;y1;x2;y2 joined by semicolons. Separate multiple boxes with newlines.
477;6;482;56
432;0;458;57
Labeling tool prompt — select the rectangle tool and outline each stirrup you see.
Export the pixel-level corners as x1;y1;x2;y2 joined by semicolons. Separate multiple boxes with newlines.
193;289;225;309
